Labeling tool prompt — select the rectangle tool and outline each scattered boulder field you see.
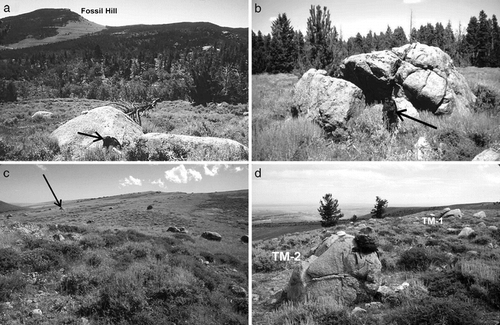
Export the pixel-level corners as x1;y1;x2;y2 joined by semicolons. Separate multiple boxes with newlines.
253;206;500;324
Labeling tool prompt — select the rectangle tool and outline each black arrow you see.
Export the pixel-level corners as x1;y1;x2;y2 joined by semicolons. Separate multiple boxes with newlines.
396;109;437;129
42;174;63;209
77;131;104;143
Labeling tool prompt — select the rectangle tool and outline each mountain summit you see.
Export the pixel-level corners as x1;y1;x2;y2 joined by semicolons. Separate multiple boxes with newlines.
0;8;105;49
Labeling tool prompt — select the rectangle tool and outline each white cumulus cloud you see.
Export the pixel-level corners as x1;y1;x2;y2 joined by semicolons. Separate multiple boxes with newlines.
119;175;143;187
151;178;167;189
36;164;47;171
204;164;221;177
164;165;202;184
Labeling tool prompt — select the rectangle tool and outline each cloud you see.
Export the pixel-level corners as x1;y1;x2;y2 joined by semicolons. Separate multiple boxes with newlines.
36;164;47;171
119;175;142;187
269;16;277;22
151;178;167;189
164;165;202;184
403;0;423;3
204;164;221;177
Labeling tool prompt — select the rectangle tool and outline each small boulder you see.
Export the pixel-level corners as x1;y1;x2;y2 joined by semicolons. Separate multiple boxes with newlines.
53;234;64;241
352;306;367;315
32;111;53;120
167;226;180;233
178;227;188;233
31;308;43;316
458;227;474;238
6;213;13;219
201;231;222;241
146;205;153;210
240;235;249;243
472;149;500;161
229;285;247;298
441;209;462;219
478;222;486;228
473;211;486;219
488;226;498;231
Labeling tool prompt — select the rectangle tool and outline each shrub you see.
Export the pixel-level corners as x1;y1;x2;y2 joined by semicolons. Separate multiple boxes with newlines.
397;247;430;271
20;248;61;272
60;268;100;295
253;248;287;273
387;297;481;325
80;233;106;250
173;233;195;243
0;247;20;274
214;253;242;268
472;236;490;245
0;271;26;302
421;272;468;298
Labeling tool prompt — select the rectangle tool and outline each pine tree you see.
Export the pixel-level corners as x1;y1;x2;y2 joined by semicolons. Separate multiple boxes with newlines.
318;193;343;227
305;5;333;71
393;26;408;47
491;15;500;67
466;16;480;65
364;30;374;52
269;13;296;73
443;21;456;56
477;10;491;66
371;196;388;219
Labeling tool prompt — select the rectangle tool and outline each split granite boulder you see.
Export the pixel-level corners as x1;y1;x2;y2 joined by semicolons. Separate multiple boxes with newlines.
341;43;476;116
283;232;381;304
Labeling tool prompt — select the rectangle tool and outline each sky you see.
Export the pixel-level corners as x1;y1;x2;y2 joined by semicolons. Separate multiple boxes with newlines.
0;164;248;204
252;0;500;39
253;163;500;208
1;0;248;28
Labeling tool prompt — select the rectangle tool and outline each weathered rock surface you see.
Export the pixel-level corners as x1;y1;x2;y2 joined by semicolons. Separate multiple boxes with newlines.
167;226;180;233
201;231;222;241
292;68;366;131
51;106;143;159
341;43;476;116
489;226;498;231
473;149;500;161
441;208;462;219
138;133;248;161
283;233;381;304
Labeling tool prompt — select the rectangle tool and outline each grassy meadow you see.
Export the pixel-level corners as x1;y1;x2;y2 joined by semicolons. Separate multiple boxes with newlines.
252;204;500;325
0;190;248;324
0;98;248;161
252;68;500;161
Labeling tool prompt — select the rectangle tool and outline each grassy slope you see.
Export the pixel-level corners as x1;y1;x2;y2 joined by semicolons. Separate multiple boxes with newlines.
252;205;500;325
252;67;500;161
0;98;247;161
0;190;248;324
0;201;23;213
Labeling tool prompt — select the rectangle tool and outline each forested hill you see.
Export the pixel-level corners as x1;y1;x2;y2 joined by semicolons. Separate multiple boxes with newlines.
0;9;248;105
0;8;105;47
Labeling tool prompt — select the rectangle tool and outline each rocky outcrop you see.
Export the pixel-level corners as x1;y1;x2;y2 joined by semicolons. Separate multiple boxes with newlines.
283;232;381;304
292;69;366;132
50;106;248;161
51;106;143;160
473;211;486;219
341;43;476;116
201;231;222;241
137;133;248;161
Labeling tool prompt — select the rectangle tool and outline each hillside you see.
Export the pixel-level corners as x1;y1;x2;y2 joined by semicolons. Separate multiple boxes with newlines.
253;205;500;324
0;8;105;49
0;189;248;324
0;200;22;212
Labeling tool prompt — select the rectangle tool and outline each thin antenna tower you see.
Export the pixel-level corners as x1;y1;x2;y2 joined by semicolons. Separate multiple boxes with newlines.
410;10;413;43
